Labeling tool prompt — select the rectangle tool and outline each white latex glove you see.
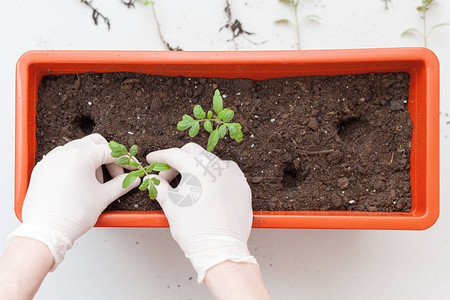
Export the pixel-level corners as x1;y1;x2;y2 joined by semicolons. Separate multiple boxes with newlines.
8;134;139;270
146;143;257;283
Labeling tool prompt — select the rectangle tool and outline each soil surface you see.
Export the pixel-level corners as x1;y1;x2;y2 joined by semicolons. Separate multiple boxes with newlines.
36;72;412;212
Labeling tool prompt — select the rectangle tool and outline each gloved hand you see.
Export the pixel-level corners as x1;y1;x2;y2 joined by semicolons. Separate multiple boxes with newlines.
8;134;139;270
146;143;257;283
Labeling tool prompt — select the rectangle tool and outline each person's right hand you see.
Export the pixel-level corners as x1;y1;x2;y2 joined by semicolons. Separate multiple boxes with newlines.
146;143;257;283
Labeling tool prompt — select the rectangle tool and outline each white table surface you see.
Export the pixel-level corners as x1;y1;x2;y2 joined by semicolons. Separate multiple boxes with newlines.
1;0;449;299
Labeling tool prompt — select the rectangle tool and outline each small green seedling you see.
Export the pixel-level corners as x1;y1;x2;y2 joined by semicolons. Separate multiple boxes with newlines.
177;89;243;152
401;0;450;47
108;141;170;199
275;0;320;50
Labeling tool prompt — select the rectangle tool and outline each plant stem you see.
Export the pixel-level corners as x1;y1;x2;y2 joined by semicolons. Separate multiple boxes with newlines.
149;1;181;51
294;0;301;50
128;154;152;187
423;5;428;47
198;118;226;125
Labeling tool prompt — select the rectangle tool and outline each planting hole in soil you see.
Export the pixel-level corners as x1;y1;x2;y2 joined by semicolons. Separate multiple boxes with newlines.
36;72;412;213
72;115;96;135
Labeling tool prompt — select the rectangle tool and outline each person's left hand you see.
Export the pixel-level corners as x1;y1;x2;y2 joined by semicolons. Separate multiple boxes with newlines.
8;133;139;269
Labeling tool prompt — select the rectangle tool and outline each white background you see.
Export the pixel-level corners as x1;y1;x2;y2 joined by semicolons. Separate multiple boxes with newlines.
1;0;449;299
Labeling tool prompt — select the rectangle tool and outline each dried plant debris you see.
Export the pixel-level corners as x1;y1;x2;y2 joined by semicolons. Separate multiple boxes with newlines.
220;0;265;49
121;0;135;8
79;0;182;51
80;0;111;30
382;0;393;10
144;0;182;51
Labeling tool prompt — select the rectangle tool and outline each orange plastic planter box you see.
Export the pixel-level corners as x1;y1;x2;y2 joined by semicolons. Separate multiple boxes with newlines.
15;48;439;229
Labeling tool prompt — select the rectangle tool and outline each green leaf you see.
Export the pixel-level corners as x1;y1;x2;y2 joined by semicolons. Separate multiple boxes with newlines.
145;164;154;173
279;0;294;4
149;182;158;199
218;109;234;122
129;161;139;168
213;89;223;114
207;129;220;152
401;28;423;37
152;162;171;172
108;140;125;152
304;15;321;22
204;120;213;132
428;23;450;36
129;145;138;157
177;120;192;131
150;177;161;185
207;110;213;119
193;105;206;119
217;108;228;120
177;115;197;131
235;130;243;142
275;19;290;24
228;123;243;142
218;124;227;138
122;172;138;188
111;151;124;158
139;178;150;191
117;157;131;165
183;115;195;122
109;141;128;157
134;169;145;177
189;121;200;137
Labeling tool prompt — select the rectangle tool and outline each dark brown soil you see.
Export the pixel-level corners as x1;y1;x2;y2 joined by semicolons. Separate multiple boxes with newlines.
36;72;412;212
